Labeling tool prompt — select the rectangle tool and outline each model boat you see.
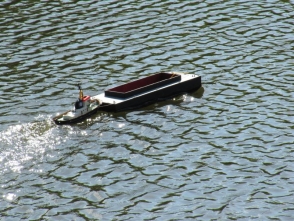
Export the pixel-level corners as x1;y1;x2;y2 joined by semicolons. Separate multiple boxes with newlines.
53;72;201;124
53;85;101;124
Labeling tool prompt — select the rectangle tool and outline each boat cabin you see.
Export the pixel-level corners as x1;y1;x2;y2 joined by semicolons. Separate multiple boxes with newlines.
75;95;90;109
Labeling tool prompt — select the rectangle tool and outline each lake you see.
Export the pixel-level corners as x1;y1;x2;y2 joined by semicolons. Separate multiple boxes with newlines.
1;0;294;220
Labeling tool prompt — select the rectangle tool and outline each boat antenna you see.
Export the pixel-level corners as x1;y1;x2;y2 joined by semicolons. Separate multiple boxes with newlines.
78;84;83;100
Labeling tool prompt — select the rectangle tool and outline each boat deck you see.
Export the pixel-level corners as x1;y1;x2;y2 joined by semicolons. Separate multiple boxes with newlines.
92;72;199;105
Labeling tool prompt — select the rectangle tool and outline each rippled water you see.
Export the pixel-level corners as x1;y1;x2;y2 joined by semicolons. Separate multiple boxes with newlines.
1;0;294;220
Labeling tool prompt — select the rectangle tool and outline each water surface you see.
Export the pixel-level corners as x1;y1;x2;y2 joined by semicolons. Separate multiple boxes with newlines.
1;0;294;220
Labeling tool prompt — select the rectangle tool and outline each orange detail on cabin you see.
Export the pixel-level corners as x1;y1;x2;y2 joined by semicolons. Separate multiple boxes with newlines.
82;96;90;101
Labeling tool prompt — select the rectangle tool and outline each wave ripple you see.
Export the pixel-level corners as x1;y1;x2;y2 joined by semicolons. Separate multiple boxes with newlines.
1;0;294;220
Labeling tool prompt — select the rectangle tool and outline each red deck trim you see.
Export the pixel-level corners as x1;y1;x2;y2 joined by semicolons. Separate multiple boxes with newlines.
108;73;175;93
